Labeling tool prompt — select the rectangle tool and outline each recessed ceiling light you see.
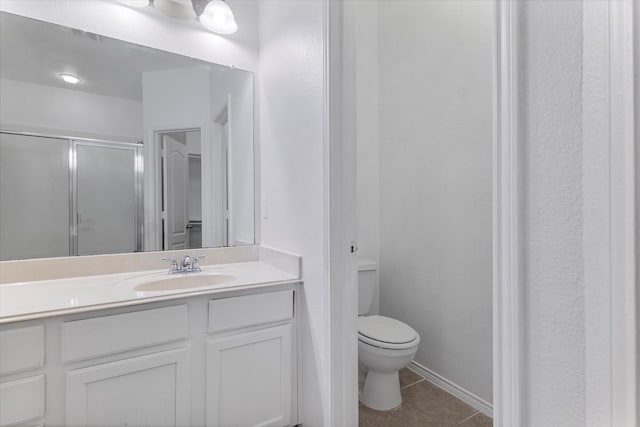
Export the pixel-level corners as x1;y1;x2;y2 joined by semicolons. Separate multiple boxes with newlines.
59;74;81;84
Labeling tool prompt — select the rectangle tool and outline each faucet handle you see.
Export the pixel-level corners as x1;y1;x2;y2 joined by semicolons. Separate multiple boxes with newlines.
161;257;179;274
192;254;207;270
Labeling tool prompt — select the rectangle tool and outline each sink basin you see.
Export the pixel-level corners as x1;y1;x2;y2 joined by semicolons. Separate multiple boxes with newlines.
116;272;237;292
134;274;236;291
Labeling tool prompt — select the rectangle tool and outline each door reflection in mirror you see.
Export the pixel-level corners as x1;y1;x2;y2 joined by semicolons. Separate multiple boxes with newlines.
159;130;206;251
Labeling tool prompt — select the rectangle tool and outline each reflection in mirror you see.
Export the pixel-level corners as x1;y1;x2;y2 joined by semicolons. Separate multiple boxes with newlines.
0;12;255;261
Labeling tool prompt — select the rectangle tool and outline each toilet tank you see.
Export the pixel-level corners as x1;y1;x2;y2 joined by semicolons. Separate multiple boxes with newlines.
357;258;378;315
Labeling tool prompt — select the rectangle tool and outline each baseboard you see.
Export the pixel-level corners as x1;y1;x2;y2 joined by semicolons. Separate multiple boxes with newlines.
408;361;493;417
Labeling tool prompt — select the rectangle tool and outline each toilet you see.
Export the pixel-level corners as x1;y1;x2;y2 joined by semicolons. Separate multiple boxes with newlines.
358;259;420;411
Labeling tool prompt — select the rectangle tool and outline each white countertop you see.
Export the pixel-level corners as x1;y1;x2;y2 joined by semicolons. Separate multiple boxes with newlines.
0;261;299;323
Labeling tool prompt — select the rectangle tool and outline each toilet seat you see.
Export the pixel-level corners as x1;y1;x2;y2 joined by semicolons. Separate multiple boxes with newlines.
357;315;418;350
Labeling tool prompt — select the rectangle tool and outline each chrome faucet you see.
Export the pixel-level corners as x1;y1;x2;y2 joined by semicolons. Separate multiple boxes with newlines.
181;255;191;270
161;254;207;275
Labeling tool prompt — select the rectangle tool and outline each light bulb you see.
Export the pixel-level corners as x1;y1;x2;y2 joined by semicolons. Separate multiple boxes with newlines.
200;0;238;35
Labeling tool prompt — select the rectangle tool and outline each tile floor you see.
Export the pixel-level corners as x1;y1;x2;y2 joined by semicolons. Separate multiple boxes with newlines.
359;368;493;427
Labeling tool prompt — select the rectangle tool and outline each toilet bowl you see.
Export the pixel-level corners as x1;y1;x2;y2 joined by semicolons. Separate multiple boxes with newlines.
358;315;420;411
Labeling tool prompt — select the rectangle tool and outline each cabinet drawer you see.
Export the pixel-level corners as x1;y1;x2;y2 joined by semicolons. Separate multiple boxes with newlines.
0;326;44;375
0;375;45;426
62;305;188;363
208;290;293;333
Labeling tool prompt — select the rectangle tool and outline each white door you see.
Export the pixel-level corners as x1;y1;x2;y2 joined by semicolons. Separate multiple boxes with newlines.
66;347;190;427
206;325;293;427
163;135;189;250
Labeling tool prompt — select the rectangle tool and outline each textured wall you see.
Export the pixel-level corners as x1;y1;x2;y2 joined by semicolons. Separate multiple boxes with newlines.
258;1;329;425
520;1;586;425
376;0;494;403
582;2;611;425
355;1;380;269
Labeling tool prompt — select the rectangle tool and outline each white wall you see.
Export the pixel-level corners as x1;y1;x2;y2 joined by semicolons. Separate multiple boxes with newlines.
522;1;638;425
520;2;586;425
142;66;213;132
210;70;255;246
0;78;142;141
582;1;611;425
358;0;494;404
258;1;329;425
355;2;379;268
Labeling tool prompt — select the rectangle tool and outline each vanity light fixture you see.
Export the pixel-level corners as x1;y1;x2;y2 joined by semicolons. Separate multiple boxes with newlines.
117;0;238;35
199;0;238;35
59;74;81;84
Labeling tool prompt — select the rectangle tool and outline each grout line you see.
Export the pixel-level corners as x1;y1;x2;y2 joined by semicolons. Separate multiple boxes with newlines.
457;411;481;425
400;378;425;390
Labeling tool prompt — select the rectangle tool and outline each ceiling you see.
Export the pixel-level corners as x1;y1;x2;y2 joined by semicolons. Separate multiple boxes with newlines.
0;12;225;101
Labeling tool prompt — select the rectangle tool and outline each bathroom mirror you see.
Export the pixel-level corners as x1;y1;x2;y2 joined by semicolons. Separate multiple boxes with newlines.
0;12;255;261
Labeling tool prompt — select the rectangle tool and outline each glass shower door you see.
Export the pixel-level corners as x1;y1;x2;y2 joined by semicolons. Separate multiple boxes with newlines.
73;141;142;256
0;132;70;260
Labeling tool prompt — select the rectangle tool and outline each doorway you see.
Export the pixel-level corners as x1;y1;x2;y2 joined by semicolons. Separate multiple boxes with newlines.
157;129;205;250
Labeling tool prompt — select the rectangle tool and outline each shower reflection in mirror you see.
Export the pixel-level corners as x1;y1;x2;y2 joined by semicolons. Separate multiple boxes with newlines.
0;132;143;259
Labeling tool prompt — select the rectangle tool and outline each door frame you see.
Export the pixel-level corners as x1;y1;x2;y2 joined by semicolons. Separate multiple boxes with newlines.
327;0;638;426
213;97;232;247
608;1;637;424
492;1;523;425
145;124;221;250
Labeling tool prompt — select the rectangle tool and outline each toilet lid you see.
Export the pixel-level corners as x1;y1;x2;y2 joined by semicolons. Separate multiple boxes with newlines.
357;315;418;345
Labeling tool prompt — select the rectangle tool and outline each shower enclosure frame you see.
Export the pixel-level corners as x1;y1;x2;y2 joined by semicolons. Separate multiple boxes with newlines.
68;138;144;256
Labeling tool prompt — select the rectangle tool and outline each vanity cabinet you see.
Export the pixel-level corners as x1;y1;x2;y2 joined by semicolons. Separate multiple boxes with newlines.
66;347;191;426
0;326;45;426
0;284;299;427
206;291;294;427
62;304;192;426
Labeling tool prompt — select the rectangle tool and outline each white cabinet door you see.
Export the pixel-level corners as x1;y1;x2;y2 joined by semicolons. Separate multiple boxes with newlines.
66;347;190;427
206;325;293;427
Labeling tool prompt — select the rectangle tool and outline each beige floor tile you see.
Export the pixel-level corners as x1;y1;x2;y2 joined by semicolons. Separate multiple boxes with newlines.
359;380;478;427
399;368;424;388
